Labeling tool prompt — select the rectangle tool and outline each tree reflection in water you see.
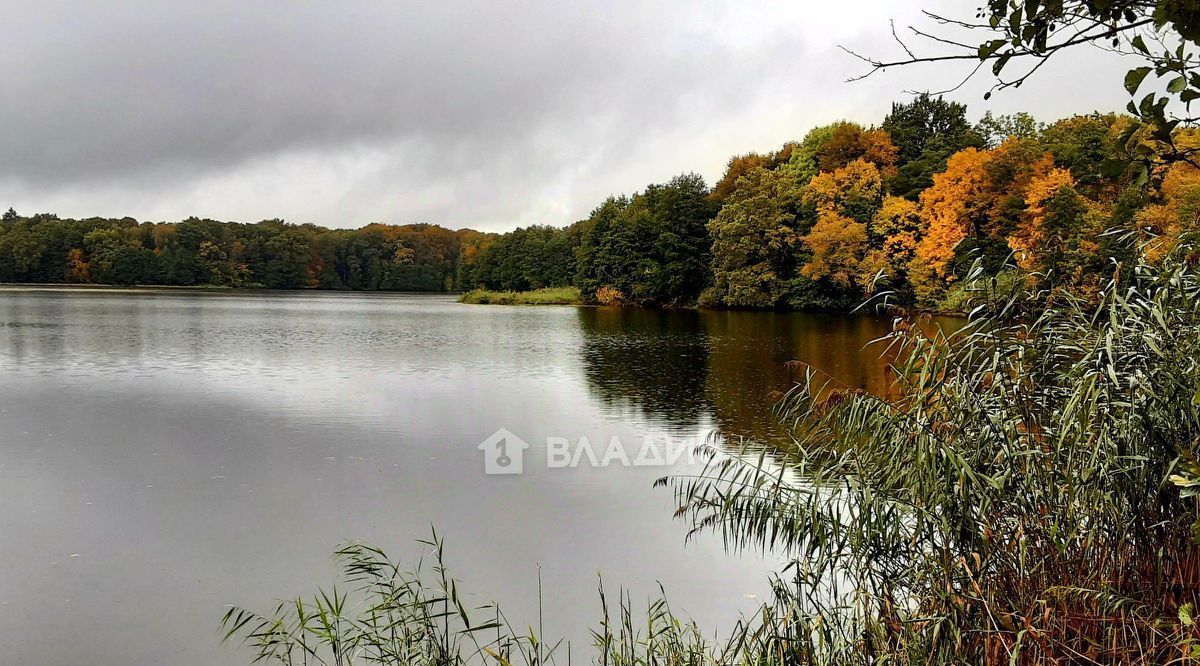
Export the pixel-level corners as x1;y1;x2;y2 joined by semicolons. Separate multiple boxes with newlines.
577;307;961;448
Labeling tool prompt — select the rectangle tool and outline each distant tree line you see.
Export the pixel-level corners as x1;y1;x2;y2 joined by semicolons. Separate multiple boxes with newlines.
4;96;1199;309
0;211;485;291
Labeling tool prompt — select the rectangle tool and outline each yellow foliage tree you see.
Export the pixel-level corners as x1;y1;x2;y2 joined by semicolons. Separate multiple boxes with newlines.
861;195;922;291
802;159;883;222
801;212;869;289
1136;162;1200;262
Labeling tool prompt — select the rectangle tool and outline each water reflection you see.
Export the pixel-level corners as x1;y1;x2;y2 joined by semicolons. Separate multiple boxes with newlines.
577;308;710;434
579;307;960;447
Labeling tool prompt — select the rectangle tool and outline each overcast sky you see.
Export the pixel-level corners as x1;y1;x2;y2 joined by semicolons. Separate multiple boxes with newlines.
1;1;1136;232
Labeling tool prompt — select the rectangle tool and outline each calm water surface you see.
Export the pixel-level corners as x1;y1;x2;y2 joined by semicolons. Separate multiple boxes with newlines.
0;288;909;666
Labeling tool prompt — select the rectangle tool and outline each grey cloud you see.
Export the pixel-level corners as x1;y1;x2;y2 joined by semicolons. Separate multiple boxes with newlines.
0;1;1134;230
4;3;751;180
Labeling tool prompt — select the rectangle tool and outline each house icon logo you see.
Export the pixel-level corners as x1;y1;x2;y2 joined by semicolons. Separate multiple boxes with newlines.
477;427;530;475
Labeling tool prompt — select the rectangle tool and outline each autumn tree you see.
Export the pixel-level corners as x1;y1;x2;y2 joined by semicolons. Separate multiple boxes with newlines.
800;213;868;290
813;122;897;175
802;158;884;223
909;147;996;301
709;143;804;205
861;195;922;294
64;248;91;283
1009;166;1077;270
1136;161;1200;262
3;104;1195;313
855;2;1200;169
709;153;770;203
798;159;885;292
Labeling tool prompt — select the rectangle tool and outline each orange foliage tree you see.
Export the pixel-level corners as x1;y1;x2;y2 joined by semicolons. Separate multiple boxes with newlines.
909;147;997;300
816;123;898;175
800;159;885;292
65;248;91;283
709;153;771;203
1009;166;1077;269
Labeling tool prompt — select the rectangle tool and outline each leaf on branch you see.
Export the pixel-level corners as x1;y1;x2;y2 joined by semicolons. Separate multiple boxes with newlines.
992;53;1013;75
978;39;1007;60
1125;67;1152;94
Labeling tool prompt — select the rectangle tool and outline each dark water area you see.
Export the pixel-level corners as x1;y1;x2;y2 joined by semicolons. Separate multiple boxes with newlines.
0;287;953;665
576;307;923;445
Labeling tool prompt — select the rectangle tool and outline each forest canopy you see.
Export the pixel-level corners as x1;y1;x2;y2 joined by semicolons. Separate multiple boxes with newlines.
4;98;1198;311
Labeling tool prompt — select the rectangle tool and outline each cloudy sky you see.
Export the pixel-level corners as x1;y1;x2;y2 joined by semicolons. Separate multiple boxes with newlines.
2;1;1136;232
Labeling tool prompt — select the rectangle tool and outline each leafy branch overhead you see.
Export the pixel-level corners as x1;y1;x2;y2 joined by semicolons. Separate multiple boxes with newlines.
845;1;1200;169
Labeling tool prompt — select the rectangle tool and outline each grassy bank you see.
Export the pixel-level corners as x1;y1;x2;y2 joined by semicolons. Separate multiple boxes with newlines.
458;286;582;305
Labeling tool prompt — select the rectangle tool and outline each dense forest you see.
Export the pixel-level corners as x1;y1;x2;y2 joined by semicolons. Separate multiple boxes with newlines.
0;211;485;291
471;98;1198;310
4;96;1197;310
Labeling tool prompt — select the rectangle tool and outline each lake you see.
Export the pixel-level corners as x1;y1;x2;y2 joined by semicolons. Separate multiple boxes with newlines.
0;288;909;665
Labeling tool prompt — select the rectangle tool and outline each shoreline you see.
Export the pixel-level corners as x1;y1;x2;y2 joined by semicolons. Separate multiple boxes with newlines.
0;283;966;317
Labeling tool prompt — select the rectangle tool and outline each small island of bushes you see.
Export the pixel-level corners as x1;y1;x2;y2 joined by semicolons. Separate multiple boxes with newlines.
457;286;582;305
